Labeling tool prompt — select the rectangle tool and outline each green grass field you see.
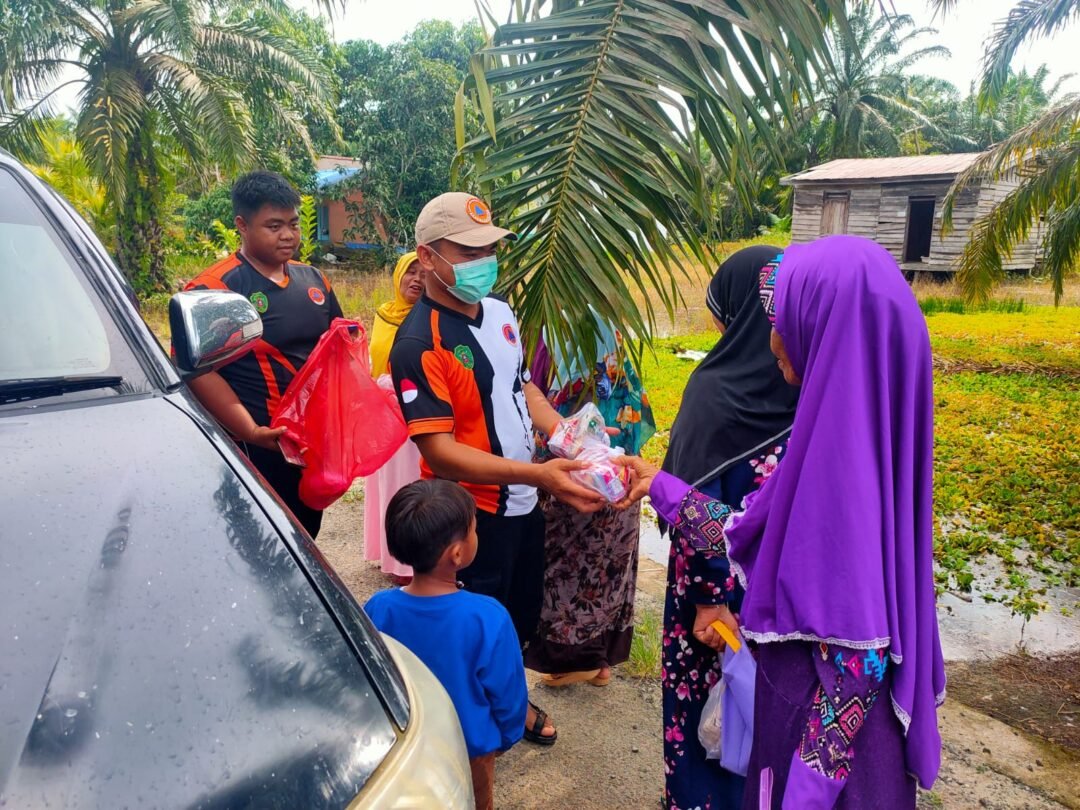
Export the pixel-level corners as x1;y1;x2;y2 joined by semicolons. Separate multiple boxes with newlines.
638;306;1080;614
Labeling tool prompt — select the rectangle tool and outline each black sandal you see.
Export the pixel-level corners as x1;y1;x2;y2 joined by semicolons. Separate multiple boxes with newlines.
523;700;557;746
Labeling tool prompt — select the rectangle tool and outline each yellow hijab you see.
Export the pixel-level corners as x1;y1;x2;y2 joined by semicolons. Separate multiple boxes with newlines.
369;251;419;377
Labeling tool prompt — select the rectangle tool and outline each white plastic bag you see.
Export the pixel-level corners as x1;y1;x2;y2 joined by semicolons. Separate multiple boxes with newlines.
696;627;756;776
698;678;724;760
547;402;609;457
570;443;628;502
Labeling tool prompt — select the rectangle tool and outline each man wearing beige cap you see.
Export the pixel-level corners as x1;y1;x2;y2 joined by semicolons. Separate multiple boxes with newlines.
389;192;604;746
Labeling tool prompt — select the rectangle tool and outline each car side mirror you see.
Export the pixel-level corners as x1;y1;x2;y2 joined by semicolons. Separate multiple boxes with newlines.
169;291;263;376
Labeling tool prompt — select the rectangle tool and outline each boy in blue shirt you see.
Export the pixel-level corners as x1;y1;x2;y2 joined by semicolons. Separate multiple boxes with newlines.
364;480;528;810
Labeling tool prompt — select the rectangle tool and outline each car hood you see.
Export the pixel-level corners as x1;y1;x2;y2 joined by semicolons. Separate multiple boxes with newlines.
0;395;397;809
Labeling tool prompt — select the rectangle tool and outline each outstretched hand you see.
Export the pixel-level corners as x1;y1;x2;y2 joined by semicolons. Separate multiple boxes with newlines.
611;455;659;509
536;458;607;513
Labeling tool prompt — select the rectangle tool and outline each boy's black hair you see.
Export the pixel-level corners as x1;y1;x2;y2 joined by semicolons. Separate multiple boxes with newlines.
385;480;476;574
231;170;301;220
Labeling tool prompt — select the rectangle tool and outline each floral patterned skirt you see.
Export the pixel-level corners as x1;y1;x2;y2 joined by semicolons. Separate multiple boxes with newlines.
662;453;774;810
662;530;746;810
523;495;639;673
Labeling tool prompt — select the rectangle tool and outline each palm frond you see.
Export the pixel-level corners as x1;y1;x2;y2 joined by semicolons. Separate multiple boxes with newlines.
460;0;843;370
944;100;1080;304
1041;194;1080;303
0;80;83;158
943;95;1080;220
980;0;1080;105
927;0;962;14
124;0;201;54
74;60;147;202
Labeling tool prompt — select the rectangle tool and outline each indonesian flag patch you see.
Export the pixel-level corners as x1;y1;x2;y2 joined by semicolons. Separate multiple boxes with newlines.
400;379;419;404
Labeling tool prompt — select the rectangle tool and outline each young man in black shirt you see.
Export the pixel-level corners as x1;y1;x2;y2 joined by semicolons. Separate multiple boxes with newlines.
185;171;342;537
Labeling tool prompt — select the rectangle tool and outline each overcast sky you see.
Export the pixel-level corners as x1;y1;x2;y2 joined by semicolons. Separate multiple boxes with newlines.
328;0;1078;94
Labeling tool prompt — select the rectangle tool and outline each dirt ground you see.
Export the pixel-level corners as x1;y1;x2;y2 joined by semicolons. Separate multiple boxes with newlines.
316;495;1080;810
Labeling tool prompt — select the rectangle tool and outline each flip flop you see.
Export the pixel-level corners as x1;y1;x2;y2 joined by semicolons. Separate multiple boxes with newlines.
589;670;611;687
523;701;557;746
539;669;602;688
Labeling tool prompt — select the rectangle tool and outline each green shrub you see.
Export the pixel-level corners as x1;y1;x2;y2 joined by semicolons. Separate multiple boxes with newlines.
183;183;234;241
211;220;240;253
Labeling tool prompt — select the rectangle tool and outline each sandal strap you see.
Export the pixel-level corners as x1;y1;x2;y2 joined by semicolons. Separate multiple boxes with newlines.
528;702;550;735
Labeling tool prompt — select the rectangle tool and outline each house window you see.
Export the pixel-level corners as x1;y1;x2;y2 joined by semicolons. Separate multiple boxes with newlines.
904;197;936;262
316;203;331;243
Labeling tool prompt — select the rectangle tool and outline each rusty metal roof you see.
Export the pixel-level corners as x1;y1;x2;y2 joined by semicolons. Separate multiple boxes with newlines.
780;153;983;185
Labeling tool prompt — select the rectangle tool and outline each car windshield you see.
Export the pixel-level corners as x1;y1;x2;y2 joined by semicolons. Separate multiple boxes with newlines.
0;167;147;406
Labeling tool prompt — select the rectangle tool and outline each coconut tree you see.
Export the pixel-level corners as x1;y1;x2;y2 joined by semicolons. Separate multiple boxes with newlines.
0;0;340;294
937;0;1080;303
458;0;849;370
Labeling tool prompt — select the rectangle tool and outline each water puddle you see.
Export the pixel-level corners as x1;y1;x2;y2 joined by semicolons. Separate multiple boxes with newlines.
937;555;1080;661
637;514;1080;661
638;511;668;567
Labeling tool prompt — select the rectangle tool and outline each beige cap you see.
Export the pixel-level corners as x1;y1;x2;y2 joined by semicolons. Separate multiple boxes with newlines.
415;192;516;247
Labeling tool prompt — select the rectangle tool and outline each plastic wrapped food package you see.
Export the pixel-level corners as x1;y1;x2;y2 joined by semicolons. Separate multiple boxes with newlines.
547;402;610;458
547;403;629;503
570;444;629;503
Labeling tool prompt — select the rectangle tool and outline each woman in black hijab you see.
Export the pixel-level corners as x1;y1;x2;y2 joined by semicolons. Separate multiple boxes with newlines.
658;245;798;810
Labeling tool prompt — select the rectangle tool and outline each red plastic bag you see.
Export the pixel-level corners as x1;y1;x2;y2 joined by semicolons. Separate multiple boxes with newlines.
271;318;408;510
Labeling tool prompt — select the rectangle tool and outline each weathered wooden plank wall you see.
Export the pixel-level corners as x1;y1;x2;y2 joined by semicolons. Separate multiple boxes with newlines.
788;176;1041;272
791;185;881;243
791;188;825;242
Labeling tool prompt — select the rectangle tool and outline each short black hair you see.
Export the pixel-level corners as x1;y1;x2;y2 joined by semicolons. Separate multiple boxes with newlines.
385;480;476;574
231;170;301;220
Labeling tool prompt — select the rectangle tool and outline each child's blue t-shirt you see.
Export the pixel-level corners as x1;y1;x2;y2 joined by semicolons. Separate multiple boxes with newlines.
364;588;527;758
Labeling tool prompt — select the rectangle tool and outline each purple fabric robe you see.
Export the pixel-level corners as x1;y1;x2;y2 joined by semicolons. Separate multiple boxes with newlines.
723;235;946;789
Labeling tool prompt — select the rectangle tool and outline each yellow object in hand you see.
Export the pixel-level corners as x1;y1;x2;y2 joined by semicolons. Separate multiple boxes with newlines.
710;620;741;652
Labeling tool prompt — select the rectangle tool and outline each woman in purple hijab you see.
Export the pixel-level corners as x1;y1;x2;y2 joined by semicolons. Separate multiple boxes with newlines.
618;235;946;809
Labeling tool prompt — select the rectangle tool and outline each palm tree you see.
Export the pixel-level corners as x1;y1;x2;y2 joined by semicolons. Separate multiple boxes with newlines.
937;0;1080;304
813;4;949;159
0;0;339;293
458;0;849;370
27;119;111;237
958;65;1071;150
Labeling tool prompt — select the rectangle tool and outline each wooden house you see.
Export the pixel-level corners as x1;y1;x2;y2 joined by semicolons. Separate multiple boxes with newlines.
780;154;1041;275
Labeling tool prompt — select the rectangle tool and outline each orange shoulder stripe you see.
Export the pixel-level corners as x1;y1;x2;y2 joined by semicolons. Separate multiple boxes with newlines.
185;254;242;291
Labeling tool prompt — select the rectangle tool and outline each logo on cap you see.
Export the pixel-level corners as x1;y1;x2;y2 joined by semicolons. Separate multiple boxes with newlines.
465;197;492;225
308;287;326;305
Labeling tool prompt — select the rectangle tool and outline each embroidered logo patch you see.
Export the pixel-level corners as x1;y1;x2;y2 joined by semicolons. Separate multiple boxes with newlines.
400;379;419;404
502;324;517;345
249;291;268;313
453;345;475;370
465;197;492;224
308;287;326;305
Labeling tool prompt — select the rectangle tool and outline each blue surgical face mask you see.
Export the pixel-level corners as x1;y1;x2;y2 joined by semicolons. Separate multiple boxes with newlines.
429;248;499;304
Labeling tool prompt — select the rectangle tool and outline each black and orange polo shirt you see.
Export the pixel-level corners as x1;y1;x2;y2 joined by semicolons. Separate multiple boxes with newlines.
389;295;537;517
185;253;343;427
